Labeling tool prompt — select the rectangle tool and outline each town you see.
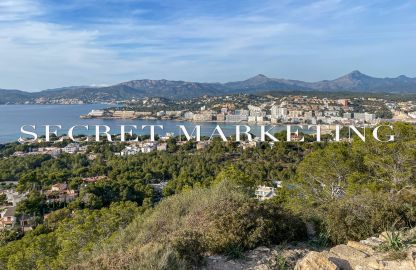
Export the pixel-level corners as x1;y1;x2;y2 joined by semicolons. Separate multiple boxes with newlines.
1;93;416;265
0;135;283;232
81;94;416;125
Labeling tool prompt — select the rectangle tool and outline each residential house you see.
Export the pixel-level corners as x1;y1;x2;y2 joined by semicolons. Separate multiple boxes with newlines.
241;141;259;150
46;183;77;203
255;186;276;201
0;207;17;229
62;143;80;154
196;141;210;150
119;146;141;156
157;143;168;151
141;143;156;153
2;190;27;206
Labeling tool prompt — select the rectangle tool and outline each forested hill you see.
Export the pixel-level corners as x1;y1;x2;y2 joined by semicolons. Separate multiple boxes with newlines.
1;71;416;104
0;123;416;269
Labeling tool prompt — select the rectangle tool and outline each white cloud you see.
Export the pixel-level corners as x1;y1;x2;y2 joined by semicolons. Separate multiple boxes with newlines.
0;1;319;89
0;0;42;21
0;0;415;90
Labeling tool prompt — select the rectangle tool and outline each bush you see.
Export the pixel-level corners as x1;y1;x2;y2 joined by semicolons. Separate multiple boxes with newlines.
322;191;413;244
171;230;206;265
71;243;187;270
74;181;307;269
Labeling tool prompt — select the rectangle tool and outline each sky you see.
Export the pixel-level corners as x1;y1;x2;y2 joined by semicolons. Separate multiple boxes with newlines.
0;0;415;91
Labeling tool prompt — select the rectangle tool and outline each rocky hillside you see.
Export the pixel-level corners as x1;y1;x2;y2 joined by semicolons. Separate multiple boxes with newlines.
296;229;416;270
201;229;416;270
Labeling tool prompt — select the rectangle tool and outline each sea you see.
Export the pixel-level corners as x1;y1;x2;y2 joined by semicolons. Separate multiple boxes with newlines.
0;104;289;143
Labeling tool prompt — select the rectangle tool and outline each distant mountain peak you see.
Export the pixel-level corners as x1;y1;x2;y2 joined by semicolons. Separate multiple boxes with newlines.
339;70;372;81
350;70;363;75
348;70;366;77
246;74;270;82
1;71;416;104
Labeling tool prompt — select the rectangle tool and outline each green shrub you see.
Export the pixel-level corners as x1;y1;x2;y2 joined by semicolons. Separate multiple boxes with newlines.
171;230;206;265
71;243;187;270
74;181;306;269
322;191;411;244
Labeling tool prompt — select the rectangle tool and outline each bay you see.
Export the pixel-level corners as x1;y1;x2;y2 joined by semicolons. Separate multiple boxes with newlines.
0;104;288;143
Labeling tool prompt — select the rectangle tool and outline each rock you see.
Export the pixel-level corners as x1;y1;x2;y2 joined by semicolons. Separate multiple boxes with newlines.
253;246;271;253
330;244;369;260
405;228;416;241
379;231;390;241
281;249;310;262
367;259;383;269
347;241;375;255
203;255;248;270
360;237;384;248
252;265;269;270
294;232;416;270
381;260;415;270
208;255;223;261
295;251;339;270
407;247;416;267
205;229;416;270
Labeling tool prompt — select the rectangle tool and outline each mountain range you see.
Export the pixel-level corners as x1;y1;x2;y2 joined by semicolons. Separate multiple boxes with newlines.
1;70;416;104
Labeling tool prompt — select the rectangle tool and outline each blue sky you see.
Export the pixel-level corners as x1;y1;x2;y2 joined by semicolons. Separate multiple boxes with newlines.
0;0;415;91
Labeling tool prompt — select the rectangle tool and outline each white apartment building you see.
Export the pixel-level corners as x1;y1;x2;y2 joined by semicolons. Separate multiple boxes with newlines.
62;143;80;154
354;112;376;122
184;111;194;120
225;114;248;122
234;109;249;116
87;110;105;117
270;105;288;119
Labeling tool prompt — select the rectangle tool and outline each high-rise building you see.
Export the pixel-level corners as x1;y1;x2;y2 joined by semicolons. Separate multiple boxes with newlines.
270;105;288;119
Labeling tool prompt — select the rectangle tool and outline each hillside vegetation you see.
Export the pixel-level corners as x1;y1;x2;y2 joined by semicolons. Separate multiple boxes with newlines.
0;123;415;269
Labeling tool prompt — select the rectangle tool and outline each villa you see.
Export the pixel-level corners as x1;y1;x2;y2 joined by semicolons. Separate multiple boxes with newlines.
0;207;17;229
255;185;276;201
